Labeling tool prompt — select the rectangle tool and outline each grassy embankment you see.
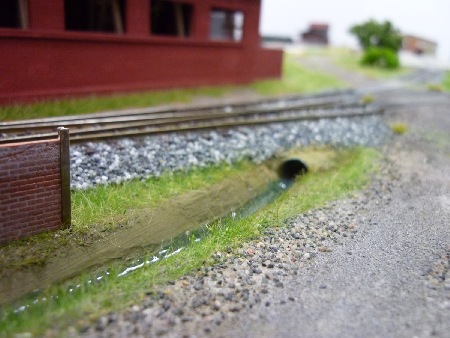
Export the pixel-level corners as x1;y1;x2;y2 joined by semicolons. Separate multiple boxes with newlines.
0;53;381;335
0;54;342;122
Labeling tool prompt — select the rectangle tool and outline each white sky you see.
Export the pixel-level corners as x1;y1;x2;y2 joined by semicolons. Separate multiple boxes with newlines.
260;0;450;62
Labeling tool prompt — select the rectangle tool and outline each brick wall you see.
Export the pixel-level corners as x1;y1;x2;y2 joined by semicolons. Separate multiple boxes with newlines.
0;0;283;105
0;129;70;244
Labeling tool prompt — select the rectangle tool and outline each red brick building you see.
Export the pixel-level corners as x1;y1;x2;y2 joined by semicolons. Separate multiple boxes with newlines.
0;0;282;105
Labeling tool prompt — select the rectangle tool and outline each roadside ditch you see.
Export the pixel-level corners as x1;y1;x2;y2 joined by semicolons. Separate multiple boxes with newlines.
0;148;335;306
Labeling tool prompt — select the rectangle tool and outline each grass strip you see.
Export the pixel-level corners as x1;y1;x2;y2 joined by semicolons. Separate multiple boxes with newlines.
250;54;343;95
0;147;380;335
0;55;343;122
71;161;254;233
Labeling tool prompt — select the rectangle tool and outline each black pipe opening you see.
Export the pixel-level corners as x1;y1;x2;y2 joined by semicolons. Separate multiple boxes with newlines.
278;158;308;181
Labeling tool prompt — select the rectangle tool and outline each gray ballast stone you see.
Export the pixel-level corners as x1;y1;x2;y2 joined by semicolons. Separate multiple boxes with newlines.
70;116;391;190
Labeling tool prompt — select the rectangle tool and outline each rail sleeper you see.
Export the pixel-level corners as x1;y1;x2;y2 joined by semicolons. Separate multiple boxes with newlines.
0;128;70;245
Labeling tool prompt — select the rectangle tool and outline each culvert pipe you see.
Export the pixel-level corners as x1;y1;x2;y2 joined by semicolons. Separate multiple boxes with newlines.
277;158;308;181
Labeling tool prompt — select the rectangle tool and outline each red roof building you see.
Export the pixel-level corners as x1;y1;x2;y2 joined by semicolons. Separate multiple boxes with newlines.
301;23;329;45
402;34;437;55
0;0;282;105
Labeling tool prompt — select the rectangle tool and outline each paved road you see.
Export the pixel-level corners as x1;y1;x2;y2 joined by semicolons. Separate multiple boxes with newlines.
211;64;450;337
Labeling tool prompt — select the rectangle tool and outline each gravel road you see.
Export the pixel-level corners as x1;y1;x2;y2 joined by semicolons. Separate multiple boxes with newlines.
80;64;450;337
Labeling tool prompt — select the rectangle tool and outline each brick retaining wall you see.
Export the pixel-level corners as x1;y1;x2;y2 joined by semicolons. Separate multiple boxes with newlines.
0;128;70;244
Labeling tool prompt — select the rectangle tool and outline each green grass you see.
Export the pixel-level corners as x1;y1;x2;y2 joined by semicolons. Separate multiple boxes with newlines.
329;48;410;79
270;147;378;220
250;54;343;95
71;162;253;233
0;147;379;336
0;87;232;122
0;55;343;122
442;72;450;92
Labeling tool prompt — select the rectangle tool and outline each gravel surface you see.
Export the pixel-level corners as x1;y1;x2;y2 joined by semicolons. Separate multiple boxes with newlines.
76;72;450;336
70;115;389;190
80;181;393;337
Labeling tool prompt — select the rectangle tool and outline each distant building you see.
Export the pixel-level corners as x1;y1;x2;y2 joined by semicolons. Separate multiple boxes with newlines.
0;0;282;105
301;23;329;45
402;34;437;55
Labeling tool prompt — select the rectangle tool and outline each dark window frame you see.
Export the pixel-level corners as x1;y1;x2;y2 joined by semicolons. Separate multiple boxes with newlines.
0;0;28;29
64;0;126;34
150;0;193;38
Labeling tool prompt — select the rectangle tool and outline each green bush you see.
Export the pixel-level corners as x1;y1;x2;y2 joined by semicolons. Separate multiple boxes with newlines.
361;47;400;69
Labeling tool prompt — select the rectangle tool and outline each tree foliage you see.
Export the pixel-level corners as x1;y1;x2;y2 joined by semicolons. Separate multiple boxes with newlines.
349;19;402;69
350;20;402;52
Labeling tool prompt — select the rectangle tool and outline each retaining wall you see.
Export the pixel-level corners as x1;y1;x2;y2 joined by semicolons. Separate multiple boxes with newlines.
0;128;70;244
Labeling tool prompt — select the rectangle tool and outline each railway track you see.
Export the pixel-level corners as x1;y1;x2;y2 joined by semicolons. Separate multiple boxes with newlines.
0;90;383;144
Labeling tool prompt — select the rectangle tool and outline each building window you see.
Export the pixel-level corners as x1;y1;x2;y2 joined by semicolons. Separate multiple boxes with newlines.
210;8;244;42
0;0;28;29
151;0;193;38
64;0;125;33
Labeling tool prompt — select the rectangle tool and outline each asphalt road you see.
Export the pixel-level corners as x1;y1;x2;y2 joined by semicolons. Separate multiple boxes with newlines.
211;68;450;337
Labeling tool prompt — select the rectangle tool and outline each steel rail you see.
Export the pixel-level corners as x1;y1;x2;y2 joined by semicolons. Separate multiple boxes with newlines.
0;93;360;134
0;99;365;134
